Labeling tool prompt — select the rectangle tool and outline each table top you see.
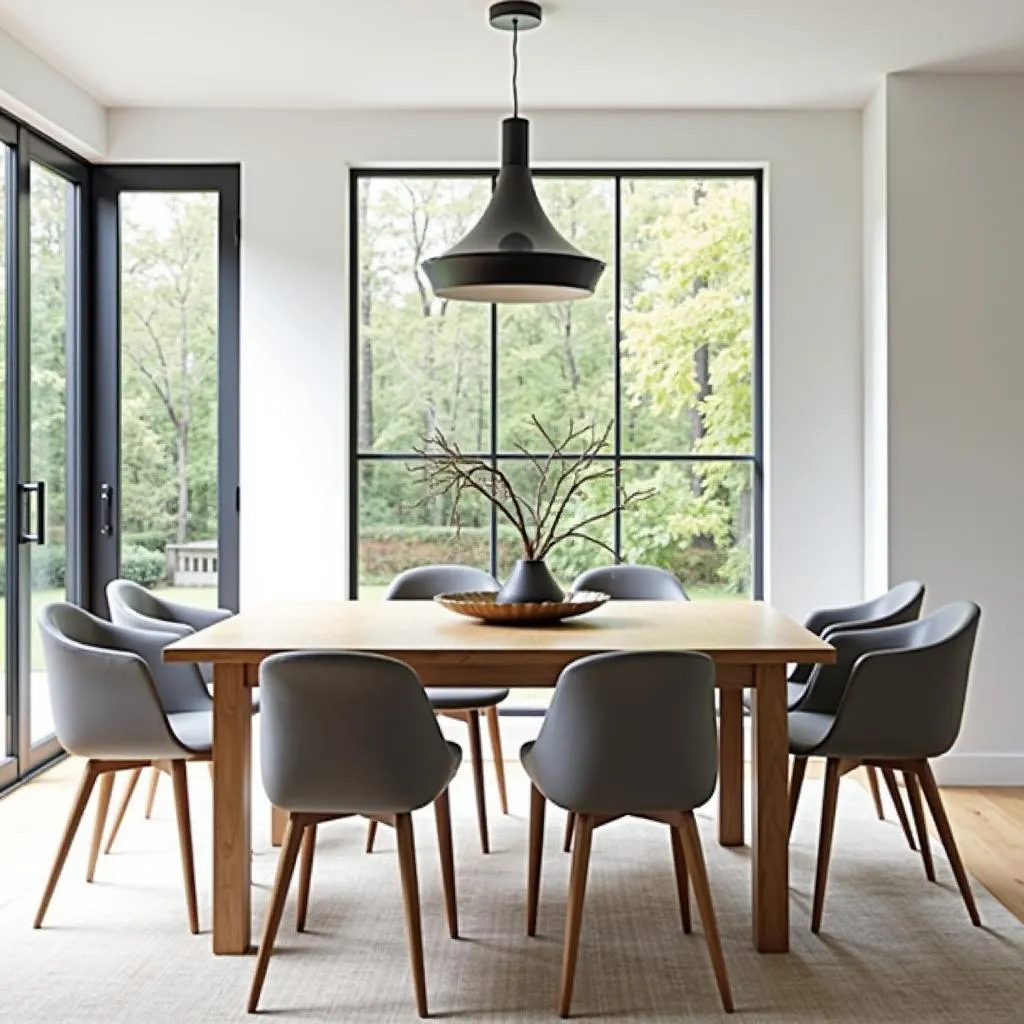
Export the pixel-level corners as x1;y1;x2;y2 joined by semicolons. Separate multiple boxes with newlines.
164;599;835;667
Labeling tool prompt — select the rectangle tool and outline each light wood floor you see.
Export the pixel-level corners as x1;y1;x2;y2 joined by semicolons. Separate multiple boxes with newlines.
3;758;1023;926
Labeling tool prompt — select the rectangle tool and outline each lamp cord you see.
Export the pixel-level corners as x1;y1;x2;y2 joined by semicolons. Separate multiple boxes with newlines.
512;18;520;118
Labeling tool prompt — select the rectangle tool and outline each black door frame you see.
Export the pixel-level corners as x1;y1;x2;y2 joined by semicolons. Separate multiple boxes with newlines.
1;115;90;786
89;165;241;617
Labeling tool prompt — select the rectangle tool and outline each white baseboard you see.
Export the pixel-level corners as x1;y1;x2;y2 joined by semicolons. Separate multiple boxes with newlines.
931;754;1024;787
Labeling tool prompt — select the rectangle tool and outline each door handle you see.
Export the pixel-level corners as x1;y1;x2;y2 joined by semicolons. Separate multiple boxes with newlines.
18;480;45;545
100;483;114;536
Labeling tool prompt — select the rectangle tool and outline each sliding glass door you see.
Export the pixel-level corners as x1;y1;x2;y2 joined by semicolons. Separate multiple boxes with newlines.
90;166;239;617
1;122;87;787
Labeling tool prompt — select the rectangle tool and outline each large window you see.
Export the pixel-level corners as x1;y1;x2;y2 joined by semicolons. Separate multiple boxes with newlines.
351;170;763;616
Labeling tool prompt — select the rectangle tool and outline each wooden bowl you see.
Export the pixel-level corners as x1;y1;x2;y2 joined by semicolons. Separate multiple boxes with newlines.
434;590;609;625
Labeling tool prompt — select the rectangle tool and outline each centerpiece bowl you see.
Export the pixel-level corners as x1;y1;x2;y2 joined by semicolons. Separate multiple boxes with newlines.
435;590;609;625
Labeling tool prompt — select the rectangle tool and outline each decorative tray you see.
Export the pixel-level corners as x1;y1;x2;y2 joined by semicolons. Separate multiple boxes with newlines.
434;590;609;624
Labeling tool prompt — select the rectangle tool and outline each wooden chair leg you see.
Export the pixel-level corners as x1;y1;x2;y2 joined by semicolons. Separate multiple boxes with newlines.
86;771;115;882
865;765;885;820
143;766;161;819
433;789;458;939
466;709;490;854
679;813;734;1012
903;770;935;882
811;758;842;934
562;811;575;853
365;819;378;853
880;767;917;851
395;813;428;1018
527;785;546;936
248;816;306;1013
558;813;594;1019
35;761;101;929
170;761;200;935
669;823;692;934
918;761;981;926
485;705;509;815
788;756;808;837
296;823;318;933
103;766;143;855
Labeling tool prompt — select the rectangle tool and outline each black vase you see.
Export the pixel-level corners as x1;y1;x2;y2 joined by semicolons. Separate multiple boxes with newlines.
496;559;565;605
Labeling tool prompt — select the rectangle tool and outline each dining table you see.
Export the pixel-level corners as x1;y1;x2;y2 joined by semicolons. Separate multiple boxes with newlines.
163;598;834;957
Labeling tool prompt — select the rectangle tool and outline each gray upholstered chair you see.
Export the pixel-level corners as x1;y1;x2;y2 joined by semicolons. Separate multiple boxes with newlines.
248;652;461;1018
104;579;245;849
34;603;211;934
787;602;982;933
522;651;733;1017
571;563;689;601
562;562;689;852
365;564;509;855
772;581;925;847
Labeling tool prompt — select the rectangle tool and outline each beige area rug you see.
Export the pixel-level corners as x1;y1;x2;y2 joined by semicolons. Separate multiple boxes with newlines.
2;759;1023;1023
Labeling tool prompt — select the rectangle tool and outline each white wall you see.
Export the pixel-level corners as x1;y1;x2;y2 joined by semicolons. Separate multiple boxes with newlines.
882;74;1024;783
862;83;889;595
105;108;864;619
0;27;105;156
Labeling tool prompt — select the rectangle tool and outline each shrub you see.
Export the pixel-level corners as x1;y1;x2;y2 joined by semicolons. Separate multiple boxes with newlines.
124;530;174;553
120;545;167;587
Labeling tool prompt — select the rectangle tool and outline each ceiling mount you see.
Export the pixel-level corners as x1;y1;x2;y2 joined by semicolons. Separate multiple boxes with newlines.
489;1;542;32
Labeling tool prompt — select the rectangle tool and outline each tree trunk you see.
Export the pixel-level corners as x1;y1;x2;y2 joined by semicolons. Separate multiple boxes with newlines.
175;427;189;545
176;300;192;544
357;188;375;451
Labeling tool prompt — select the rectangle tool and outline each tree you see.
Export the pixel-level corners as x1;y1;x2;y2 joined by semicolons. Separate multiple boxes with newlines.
120;194;218;546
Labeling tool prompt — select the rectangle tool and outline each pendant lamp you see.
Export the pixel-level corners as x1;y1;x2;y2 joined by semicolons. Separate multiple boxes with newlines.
421;1;605;303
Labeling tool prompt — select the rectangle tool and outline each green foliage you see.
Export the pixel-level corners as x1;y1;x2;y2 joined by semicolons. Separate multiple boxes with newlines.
356;175;757;595
120;545;167;587
124;530;175;553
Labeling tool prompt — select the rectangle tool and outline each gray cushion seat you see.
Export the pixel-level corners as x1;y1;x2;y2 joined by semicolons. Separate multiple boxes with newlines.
425;687;509;710
787;710;834;754
167;711;215;751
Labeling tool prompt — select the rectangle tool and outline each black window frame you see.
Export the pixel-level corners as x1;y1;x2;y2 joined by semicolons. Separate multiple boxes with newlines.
347;167;765;605
0;100;241;796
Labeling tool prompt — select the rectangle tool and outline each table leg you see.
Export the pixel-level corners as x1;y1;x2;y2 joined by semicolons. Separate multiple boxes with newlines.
271;806;287;848
718;688;745;847
751;663;789;952
212;663;253;954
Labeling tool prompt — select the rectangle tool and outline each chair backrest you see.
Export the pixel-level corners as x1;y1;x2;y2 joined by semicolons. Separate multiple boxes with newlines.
107;578;185;633
820;601;981;760
526;650;717;814
259;651;456;814
36;603;191;760
384;564;500;601
791;580;926;687
571;564;689;601
807;580;925;638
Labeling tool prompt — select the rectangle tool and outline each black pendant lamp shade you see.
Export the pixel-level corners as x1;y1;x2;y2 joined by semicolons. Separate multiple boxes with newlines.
421;2;606;303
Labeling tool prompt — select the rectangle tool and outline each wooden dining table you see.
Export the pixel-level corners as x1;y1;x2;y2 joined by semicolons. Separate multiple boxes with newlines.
164;598;834;957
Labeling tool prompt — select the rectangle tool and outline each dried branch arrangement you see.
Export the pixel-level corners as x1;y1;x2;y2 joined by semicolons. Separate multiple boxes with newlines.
412;416;655;561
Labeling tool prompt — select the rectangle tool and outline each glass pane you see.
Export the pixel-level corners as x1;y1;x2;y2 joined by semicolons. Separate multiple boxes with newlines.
0;146;6;752
620;178;755;455
357;460;491;598
497;178;614;453
493;457;615;588
119;192;219;612
357;177;492;454
29;163;74;744
619;460;754;599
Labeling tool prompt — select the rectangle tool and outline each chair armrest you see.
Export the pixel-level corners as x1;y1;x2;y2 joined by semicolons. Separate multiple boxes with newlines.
796;621;916;715
158;599;233;633
103;620;212;715
818;642;965;759
43;637;187;759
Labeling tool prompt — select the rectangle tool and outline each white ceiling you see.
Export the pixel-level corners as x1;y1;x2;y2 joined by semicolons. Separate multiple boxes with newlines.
2;0;1024;110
